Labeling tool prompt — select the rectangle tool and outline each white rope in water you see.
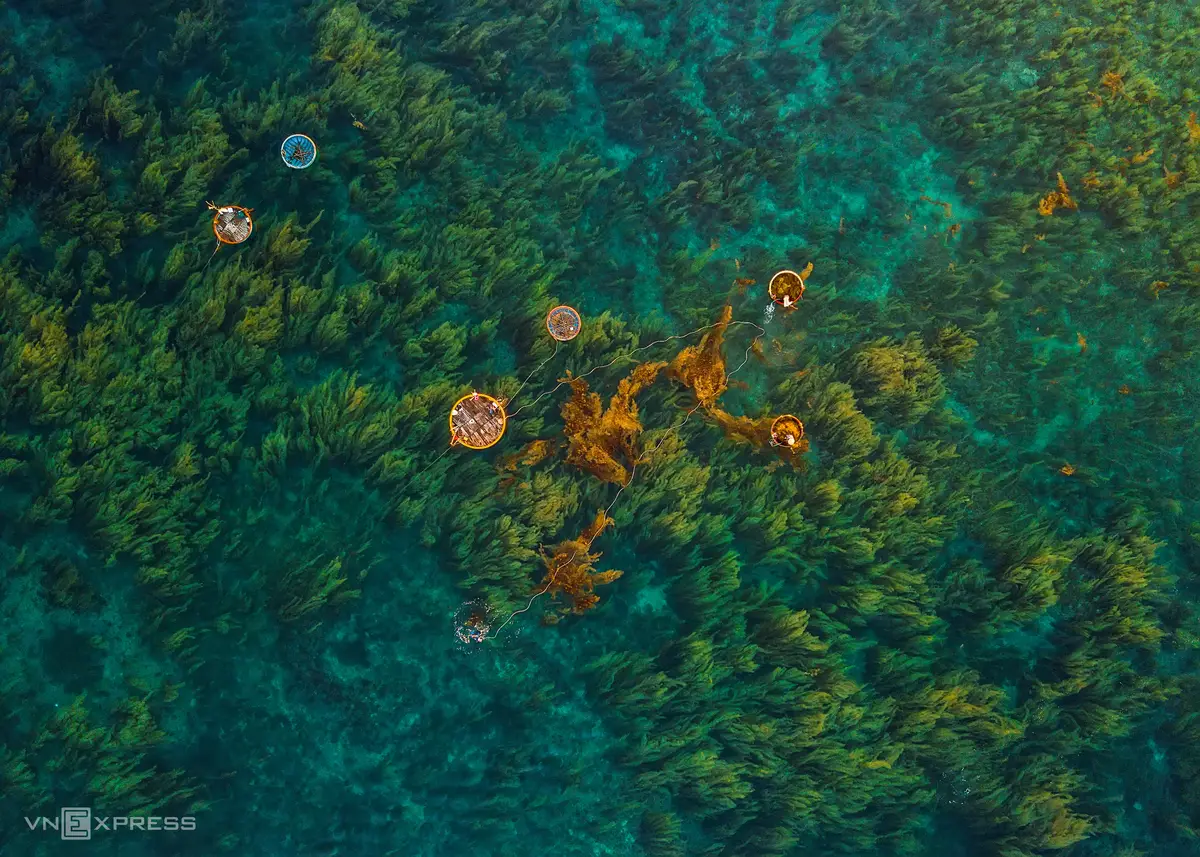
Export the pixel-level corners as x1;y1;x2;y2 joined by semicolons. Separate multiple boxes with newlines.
482;317;765;641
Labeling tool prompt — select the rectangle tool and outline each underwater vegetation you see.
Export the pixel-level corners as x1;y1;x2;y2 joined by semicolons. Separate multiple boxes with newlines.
1;0;1200;854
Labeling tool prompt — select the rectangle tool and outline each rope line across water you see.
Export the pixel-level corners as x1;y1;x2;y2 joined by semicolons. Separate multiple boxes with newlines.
484;319;765;641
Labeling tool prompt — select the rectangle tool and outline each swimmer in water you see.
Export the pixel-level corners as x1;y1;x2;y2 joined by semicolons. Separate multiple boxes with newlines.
456;610;491;643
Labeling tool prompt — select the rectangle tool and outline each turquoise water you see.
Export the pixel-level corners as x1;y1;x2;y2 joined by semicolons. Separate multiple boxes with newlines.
3;0;1200;854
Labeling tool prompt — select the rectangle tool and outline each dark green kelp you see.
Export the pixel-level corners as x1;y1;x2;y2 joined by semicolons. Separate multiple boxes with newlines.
1;0;1198;854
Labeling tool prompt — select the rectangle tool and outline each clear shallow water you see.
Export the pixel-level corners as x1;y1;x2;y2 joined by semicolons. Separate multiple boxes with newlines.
2;0;1200;855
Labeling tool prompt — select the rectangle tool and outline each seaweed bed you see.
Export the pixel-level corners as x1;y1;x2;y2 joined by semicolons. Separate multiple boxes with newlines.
2;0;1200;855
